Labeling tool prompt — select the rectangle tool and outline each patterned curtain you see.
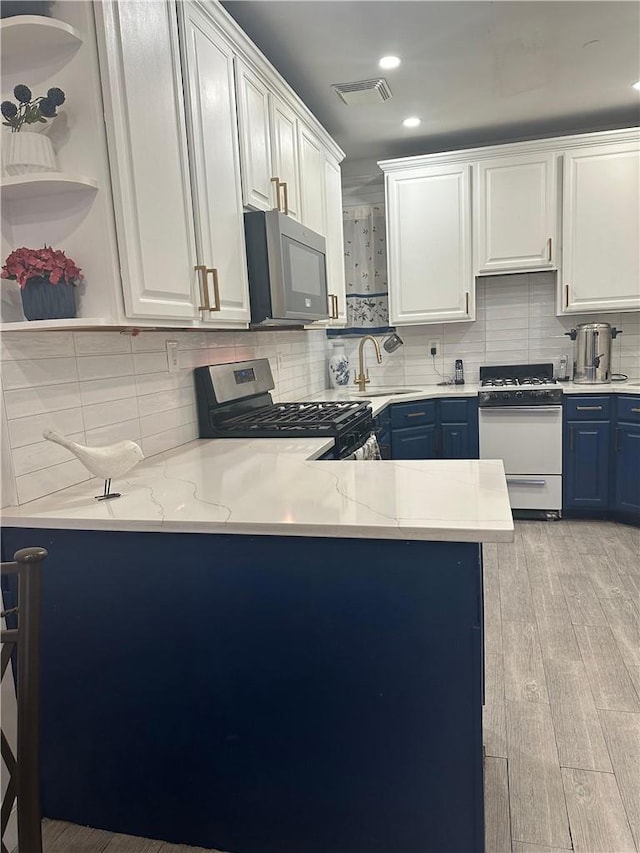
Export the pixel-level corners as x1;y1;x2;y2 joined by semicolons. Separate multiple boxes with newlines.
343;204;389;328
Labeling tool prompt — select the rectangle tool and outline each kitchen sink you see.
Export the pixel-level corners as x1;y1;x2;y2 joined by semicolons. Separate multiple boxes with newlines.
352;387;422;397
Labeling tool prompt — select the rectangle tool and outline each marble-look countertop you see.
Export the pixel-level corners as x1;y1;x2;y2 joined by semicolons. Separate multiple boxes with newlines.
0;437;514;543
308;380;640;416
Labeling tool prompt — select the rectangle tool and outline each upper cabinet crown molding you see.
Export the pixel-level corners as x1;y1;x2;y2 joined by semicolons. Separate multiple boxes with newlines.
378;127;640;172
196;0;345;165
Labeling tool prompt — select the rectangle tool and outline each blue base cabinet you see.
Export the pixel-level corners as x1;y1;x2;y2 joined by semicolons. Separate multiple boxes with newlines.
562;394;640;523
614;396;640;515
390;398;478;460
1;528;485;853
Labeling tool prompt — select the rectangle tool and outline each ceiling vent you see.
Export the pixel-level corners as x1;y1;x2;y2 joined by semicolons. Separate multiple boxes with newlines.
331;78;392;106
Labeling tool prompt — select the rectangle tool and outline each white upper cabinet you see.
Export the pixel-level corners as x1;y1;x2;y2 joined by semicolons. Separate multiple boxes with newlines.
95;1;198;321
178;2;250;325
384;163;473;325
235;59;275;212
270;95;301;221
561;139;640;314
474;152;557;274
323;155;346;325
298;122;325;236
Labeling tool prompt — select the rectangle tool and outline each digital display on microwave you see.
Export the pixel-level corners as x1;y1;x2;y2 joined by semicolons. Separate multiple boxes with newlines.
234;367;256;384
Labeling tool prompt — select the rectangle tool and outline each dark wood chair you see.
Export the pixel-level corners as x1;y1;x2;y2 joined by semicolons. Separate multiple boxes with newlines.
1;547;47;853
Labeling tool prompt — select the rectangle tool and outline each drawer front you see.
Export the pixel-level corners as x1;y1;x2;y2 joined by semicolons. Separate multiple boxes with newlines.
439;398;470;423
564;396;611;420
617;395;640;423
390;400;437;429
506;474;562;511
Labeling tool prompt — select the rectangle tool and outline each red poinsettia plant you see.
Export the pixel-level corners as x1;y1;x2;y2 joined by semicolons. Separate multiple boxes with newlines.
1;245;83;289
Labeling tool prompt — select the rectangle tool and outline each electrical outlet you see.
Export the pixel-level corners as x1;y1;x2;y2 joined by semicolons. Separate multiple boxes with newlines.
428;338;441;357
166;340;179;373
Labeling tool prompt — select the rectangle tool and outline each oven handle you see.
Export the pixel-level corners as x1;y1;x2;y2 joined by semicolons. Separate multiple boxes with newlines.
506;478;548;486
479;406;561;412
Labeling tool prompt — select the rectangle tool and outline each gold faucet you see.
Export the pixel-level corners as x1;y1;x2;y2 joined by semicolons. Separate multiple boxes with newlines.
354;335;383;392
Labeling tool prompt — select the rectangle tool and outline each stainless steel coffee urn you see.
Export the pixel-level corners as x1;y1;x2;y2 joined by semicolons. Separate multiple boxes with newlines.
565;322;623;383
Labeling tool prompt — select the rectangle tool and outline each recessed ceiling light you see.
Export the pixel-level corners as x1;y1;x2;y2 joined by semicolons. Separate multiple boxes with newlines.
379;55;401;70
402;116;421;128
633;80;640;91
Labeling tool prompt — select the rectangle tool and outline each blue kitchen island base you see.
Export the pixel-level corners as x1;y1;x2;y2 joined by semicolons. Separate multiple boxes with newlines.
1;529;484;853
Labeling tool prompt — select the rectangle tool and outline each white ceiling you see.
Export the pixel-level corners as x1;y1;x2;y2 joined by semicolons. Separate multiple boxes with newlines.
221;1;640;178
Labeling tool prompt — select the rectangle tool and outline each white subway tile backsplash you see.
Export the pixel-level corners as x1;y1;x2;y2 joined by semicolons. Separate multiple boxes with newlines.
2;357;78;390
12;432;86;477
3;382;81;419
78;354;134;381
79;376;138;406
0;331;74;361
132;352;169;375
82;397;140;431
73;331;132;355
84;418;141;447
16;458;89;505
9;408;84;449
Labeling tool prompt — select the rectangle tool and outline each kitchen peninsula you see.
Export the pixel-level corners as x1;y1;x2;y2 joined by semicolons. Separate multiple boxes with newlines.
1;438;513;853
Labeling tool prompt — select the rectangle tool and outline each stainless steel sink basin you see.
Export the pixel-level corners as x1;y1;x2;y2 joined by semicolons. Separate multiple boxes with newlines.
352;387;422;397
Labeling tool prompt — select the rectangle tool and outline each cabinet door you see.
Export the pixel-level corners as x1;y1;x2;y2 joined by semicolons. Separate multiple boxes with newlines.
475;153;557;274
386;164;473;325
441;423;471;459
179;3;250;325
323;155;346;325
391;424;437;460
563;420;610;509
614;424;640;514
95;1;198;321
235;60;276;212
270;95;301;221
562;140;640;313
298;122;326;236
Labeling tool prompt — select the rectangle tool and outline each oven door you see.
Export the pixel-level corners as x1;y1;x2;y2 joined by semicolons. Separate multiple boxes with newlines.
479;405;562;510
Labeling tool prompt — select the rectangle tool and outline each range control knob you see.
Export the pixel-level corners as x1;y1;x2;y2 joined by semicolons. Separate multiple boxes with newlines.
515;390;524;399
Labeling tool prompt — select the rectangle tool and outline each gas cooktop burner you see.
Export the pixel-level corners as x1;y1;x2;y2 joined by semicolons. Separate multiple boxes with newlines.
481;376;558;388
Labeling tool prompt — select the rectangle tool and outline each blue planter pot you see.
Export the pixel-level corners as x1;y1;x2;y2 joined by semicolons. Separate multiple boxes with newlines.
21;277;77;321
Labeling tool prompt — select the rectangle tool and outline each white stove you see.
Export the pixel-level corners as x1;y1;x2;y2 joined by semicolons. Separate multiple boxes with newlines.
478;363;563;518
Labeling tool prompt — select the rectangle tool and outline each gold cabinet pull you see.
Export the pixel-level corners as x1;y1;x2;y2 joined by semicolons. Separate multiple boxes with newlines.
547;237;552;263
281;181;289;215
270;176;281;211
576;406;602;411
406;412;426;418
630;408;640;413
328;293;339;319
195;265;221;312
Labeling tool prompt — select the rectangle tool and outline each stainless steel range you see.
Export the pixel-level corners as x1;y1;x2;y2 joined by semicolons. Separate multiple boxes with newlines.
194;359;375;459
478;363;563;518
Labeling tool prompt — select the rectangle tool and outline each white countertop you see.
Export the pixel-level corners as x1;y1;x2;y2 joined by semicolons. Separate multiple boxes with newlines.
1;437;514;543
308;380;639;416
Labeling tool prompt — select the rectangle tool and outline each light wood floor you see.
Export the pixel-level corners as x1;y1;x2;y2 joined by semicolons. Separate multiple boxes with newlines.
31;520;640;853
484;518;639;853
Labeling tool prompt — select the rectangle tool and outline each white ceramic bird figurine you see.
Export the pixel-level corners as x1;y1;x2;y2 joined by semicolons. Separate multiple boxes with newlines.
43;430;144;500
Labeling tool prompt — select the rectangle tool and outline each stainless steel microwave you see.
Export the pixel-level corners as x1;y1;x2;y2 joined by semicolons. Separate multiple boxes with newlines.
244;210;329;326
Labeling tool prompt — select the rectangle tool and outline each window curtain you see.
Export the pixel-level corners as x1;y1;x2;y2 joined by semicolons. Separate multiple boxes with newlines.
343;204;389;328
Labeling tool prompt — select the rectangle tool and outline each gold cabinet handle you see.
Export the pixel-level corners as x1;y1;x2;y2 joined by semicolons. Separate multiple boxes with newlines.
270;176;281;211
281;181;289;215
328;293;339;319
195;265;221;312
576;406;602;411
632;407;640;413
547;237;552;263
406;412;426;418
